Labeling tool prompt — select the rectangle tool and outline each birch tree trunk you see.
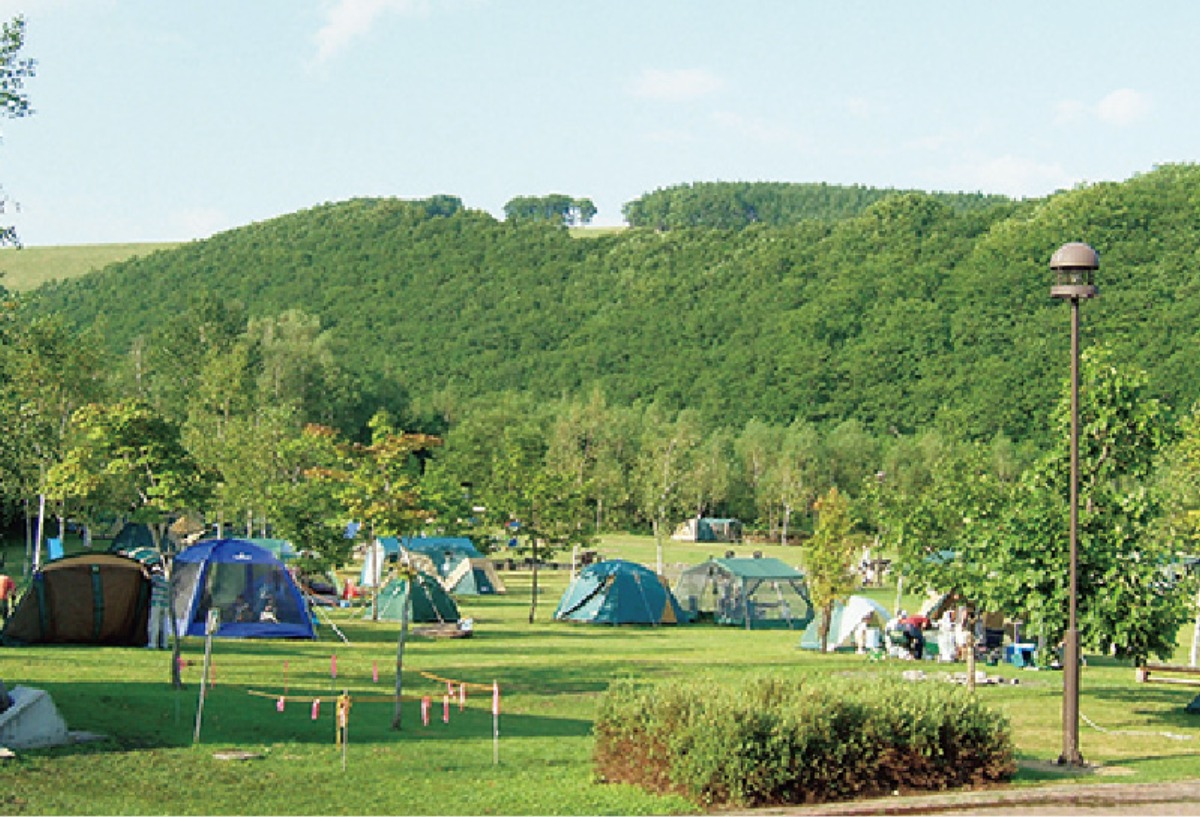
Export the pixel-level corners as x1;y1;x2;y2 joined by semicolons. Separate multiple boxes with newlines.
391;584;410;729
1190;588;1199;667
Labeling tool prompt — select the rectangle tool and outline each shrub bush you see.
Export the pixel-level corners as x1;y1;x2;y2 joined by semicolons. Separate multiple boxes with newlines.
593;674;1016;807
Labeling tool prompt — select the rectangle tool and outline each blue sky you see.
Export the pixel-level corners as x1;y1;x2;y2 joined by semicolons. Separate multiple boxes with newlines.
0;0;1196;246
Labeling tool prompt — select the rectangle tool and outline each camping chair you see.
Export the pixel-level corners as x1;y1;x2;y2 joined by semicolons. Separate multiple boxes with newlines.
886;627;912;659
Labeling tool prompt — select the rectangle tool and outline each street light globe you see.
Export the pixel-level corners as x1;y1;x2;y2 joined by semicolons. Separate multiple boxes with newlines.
1050;242;1099;300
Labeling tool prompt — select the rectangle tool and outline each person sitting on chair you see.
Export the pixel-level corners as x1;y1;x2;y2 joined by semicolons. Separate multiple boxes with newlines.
231;594;253;622
898;612;926;660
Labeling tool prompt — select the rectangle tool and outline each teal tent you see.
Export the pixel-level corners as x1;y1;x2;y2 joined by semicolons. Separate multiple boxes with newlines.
403;536;482;564
109;522;156;553
396;536;506;595
554;560;685;625
242;537;298;561
444;558;506;595
670;517;743;542
403;536;476;574
367;571;459;624
674;557;814;630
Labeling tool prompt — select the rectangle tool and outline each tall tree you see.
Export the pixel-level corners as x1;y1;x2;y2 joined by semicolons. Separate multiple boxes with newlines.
48;400;210;687
336;410;441;540
271;423;358;573
1147;403;1200;665
134;293;245;423
761;420;821;545
734;419;785;537
0;314;107;566
247;309;359;428
48;400;210;554
966;348;1192;663
503;194;597;226
486;414;594;622
632;405;702;574
866;431;1015;599
681;428;734;519
544;390;635;533
803;486;861;652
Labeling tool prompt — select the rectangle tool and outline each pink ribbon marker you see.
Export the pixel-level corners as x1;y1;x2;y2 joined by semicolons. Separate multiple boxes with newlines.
276;697;285;713
372;661;379;683
443;694;450;724
421;696;431;726
311;698;321;720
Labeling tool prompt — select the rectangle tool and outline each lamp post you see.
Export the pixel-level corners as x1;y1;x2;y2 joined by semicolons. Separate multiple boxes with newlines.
1049;241;1099;767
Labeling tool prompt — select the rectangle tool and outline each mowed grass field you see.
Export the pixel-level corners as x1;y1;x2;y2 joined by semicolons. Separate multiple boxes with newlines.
1;534;1198;815
0;243;182;291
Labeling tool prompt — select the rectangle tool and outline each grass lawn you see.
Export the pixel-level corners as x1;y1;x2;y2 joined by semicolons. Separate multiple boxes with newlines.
0;242;181;291
1;534;1198;815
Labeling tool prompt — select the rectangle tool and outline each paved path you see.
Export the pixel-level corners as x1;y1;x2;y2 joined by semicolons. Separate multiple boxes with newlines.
728;780;1200;816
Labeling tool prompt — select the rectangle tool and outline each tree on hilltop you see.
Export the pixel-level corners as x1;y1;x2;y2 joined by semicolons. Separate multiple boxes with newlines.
504;194;597;226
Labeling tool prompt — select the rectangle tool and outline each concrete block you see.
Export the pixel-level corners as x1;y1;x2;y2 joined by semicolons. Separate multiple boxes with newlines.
0;686;70;749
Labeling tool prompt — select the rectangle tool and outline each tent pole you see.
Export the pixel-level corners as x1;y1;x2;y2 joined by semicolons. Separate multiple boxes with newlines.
391;579;410;730
193;609;218;744
33;493;45;572
307;590;350;643
775;582;793;629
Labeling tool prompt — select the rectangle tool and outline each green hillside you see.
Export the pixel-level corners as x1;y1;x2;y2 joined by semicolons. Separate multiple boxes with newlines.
0;241;181;291
24;166;1200;444
622;180;1011;229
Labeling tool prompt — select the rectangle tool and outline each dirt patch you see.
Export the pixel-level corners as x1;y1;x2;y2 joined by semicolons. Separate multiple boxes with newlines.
1018;759;1135;778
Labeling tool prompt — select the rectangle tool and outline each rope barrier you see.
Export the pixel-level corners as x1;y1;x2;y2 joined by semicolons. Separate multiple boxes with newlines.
247;690;424;703
419;670;496;691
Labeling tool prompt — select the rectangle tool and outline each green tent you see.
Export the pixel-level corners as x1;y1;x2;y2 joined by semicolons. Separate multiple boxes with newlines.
109;522;156;553
553;559;685;625
674;556;814;630
366;571;459;624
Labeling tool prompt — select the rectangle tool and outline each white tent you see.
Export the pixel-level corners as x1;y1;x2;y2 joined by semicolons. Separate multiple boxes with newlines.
359;541;391;588
799;595;890;651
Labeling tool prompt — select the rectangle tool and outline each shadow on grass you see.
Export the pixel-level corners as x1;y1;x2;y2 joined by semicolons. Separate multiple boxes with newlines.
17;678;594;758
1085;682;1200;730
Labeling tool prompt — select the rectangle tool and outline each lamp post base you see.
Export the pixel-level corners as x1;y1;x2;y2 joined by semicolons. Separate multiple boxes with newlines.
1059;628;1083;766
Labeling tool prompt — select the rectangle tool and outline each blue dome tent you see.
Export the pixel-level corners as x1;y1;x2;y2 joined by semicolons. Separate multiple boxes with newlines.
171;539;314;639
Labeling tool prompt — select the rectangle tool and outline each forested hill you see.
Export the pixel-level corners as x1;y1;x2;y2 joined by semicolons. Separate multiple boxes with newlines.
27;165;1200;444
621;181;1012;229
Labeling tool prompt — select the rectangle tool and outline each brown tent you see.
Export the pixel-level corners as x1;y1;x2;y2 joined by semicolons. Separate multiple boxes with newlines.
2;553;151;646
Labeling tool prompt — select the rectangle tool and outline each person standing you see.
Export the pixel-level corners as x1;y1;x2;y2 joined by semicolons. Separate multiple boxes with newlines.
147;565;171;649
0;572;15;619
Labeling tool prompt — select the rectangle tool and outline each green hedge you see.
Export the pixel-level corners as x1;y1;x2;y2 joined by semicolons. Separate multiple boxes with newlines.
593;674;1016;807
